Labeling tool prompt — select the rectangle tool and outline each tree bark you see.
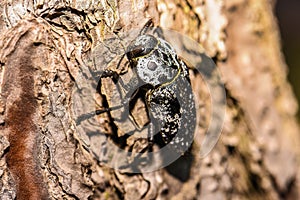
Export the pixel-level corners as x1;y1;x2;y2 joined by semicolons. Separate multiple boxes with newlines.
0;0;299;200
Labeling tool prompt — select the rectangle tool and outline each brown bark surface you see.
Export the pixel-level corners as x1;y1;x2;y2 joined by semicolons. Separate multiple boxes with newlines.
0;0;299;200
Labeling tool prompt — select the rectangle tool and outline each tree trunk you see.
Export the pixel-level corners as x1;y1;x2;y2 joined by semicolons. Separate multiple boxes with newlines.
0;0;299;200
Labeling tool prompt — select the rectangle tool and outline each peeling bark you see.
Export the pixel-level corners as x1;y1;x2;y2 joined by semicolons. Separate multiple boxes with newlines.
0;0;299;200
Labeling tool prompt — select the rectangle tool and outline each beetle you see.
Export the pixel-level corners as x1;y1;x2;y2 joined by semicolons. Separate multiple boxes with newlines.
94;20;196;154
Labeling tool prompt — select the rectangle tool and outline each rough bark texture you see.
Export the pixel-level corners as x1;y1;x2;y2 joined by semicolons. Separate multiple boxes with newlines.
0;0;299;200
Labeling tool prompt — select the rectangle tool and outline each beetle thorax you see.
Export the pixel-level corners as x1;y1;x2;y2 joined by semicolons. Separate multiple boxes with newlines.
136;55;176;86
135;40;180;86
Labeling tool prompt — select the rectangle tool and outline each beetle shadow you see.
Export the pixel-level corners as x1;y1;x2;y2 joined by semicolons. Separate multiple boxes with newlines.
152;132;194;182
164;148;194;182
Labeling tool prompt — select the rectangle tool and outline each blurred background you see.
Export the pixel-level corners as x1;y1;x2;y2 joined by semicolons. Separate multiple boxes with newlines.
276;0;300;120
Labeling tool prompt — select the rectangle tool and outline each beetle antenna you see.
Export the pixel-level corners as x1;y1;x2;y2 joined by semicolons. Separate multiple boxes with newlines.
139;18;154;36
